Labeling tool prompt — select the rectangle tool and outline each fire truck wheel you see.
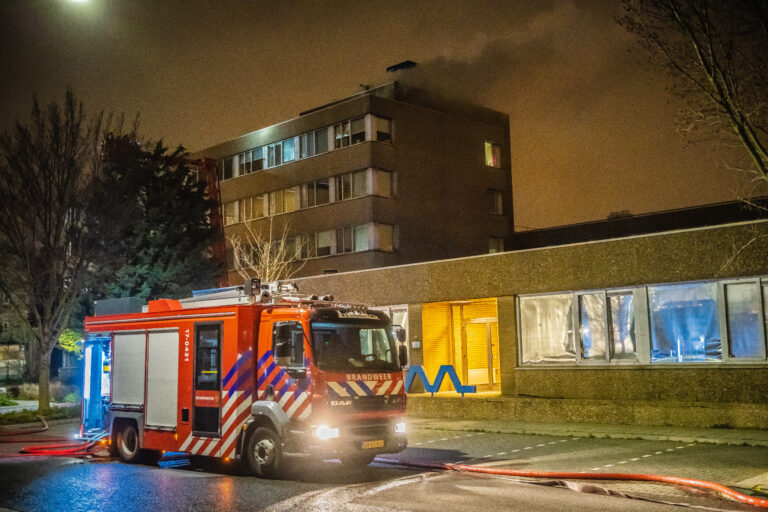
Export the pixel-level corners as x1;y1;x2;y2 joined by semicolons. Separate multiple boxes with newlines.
340;453;376;468
245;427;283;478
116;423;142;463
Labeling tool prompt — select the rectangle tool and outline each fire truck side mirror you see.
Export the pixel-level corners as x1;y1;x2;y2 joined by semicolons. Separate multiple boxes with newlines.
398;343;408;368
393;326;406;343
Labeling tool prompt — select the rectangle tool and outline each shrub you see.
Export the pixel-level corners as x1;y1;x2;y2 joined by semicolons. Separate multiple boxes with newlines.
0;405;79;425
0;394;18;407
63;392;80;403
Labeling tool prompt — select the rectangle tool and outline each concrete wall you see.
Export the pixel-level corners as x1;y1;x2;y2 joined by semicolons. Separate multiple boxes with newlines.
292;220;768;427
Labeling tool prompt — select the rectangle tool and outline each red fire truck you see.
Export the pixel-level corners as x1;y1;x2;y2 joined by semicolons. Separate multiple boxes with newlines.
81;281;408;477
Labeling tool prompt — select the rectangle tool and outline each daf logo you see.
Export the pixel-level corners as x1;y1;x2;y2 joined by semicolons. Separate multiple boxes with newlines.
331;400;352;406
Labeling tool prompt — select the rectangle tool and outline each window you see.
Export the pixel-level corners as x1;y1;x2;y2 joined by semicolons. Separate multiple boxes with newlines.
268;142;282;167
306;178;330;208
315;127;329;154
726;282;765;358
283;138;296;163
520;295;576;363
374;116;392;143
300;132;314;159
350;117;366;144
489;237;504;254
316;230;333;257
253;194;266;218
352;170;368;197
269;190;284;215
223;201;237;225
488;189;503;215
221;157;234;180
252;147;265;171
484;142;501;168
334;121;350;148
284;186;301;213
354;224;369;252
284;235;303;261
374;170;394;197
238;197;252;221
336;226;353;253
370;223;394;252
335;174;352;201
649;282;721;362
195;325;220;391
518;277;768;366
272;321;304;369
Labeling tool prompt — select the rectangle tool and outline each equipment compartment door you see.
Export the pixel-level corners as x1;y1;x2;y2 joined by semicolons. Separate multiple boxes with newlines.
112;331;146;407
193;323;222;435
146;329;179;428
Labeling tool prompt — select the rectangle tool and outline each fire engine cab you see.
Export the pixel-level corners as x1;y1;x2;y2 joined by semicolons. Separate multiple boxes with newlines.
80;280;408;477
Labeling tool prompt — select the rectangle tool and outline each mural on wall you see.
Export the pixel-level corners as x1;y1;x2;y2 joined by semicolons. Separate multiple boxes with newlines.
405;365;476;397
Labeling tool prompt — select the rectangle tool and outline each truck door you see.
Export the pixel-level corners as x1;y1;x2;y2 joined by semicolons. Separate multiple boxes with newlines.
193;323;221;435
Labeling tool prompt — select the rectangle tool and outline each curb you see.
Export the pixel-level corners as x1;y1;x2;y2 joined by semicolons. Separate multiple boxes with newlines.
409;419;768;448
0;417;80;431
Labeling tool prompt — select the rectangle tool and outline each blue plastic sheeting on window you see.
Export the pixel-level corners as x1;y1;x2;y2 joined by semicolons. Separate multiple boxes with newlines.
649;283;722;362
580;294;607;359
609;294;636;359
726;283;766;358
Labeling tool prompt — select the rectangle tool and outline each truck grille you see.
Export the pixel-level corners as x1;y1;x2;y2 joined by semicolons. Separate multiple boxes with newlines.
352;395;400;412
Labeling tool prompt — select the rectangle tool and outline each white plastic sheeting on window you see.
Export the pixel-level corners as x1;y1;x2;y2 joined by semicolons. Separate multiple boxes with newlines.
520;295;576;363
609;293;637;360
726;283;765;358
649;282;721;362
579;294;607;360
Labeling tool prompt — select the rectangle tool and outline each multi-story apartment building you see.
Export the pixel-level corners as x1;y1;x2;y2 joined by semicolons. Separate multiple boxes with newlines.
193;82;512;279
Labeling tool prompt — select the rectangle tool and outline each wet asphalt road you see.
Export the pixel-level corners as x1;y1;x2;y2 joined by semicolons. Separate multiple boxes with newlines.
0;422;766;511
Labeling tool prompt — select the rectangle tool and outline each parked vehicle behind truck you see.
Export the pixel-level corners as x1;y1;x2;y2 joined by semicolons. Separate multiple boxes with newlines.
80;281;408;477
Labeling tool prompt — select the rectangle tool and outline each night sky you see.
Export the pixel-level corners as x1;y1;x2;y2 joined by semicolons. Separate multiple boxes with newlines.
2;0;764;230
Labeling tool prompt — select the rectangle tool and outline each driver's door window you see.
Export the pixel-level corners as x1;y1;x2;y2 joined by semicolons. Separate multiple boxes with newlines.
272;321;304;369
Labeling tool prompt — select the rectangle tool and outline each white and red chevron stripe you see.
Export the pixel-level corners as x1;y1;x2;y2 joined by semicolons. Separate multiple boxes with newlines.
177;390;253;458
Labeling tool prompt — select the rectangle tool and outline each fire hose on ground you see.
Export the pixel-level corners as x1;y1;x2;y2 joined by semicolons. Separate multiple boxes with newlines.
0;417;107;458
375;458;768;509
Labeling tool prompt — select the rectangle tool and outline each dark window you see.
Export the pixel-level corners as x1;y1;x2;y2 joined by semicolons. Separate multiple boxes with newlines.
335;174;352;201
315;127;329;154
350;117;366;144
195;325;220;391
252;147;265;171
221;157;234;180
272;321;305;368
336;226;353;254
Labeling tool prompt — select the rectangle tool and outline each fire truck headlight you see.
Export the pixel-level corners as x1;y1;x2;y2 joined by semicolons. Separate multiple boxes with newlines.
314;425;340;440
394;422;406;434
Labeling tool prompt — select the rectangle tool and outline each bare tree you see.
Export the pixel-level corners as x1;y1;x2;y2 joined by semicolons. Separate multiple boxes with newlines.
0;91;133;409
228;218;306;283
619;0;768;180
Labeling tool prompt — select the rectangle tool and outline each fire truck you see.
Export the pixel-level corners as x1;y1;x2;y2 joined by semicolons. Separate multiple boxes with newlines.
80;280;408;477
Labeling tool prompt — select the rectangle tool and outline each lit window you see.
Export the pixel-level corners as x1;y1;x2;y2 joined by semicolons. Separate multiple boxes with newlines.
488;190;503;215
300;132;314;159
239;151;252;175
520;295;577;363
608;293;637;360
489;237;504;253
268;143;282;167
374;116;392;143
283;138;296;163
649;282;721;362
579;294;607;360
484;142;501;168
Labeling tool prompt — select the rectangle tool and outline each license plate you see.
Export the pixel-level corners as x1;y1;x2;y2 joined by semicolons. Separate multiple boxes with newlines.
362;439;384;449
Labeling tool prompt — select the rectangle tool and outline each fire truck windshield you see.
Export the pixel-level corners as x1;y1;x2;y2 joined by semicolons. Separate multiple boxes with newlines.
311;321;399;372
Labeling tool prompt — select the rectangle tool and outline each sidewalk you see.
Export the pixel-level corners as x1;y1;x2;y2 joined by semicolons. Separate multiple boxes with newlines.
408;417;768;447
0;400;75;415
